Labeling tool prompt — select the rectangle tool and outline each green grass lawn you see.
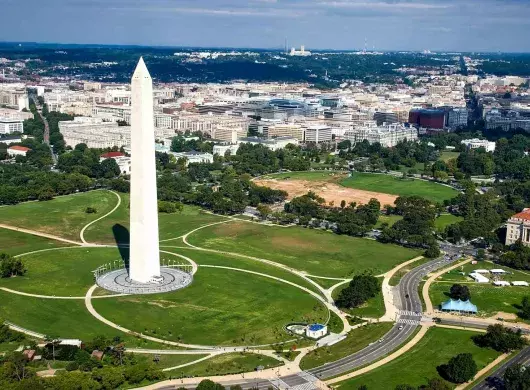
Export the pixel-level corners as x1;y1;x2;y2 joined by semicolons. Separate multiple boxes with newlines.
429;282;530;318
0;228;69;256
93;267;328;346
439;151;461;162
168;247;323;296
306;277;346;290
84;192;227;244
435;214;464;232
187;221;421;278
0;190;118;241
375;214;402;229
0;246;137;296
300;323;393;370
332;282;385;318
341;173;459;204
137;354;209;370
337;327;501;390
263;171;346;181
176;353;282;376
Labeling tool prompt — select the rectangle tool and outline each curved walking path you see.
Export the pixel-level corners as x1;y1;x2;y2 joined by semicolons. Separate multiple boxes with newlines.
0;286;126;300
80;190;122;244
0;224;83;246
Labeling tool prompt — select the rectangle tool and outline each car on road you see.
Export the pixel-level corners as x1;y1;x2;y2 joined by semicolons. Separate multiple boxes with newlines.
398;326;403;330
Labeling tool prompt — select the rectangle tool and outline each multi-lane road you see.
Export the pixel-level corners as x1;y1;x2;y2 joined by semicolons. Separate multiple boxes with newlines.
471;347;530;389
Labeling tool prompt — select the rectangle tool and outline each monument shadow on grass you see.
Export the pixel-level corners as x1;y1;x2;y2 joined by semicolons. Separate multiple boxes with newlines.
112;224;130;271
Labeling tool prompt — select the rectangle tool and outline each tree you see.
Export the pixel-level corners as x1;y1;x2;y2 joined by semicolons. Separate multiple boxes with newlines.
196;379;225;390
425;244;441;258
439;353;477;383
504;364;530;390
0;253;26;278
421;378;451;390
256;204;272;220
44;335;60;361
476;249;485;260
473;324;526;352
449;284;471;301
99;158;121;179
520;296;530;319
91;367;125;390
335;274;380;309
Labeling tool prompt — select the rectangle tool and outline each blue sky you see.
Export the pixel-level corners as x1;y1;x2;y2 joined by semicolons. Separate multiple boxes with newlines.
2;0;530;52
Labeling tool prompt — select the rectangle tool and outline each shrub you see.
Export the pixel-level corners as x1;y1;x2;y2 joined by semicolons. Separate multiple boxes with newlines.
85;207;97;214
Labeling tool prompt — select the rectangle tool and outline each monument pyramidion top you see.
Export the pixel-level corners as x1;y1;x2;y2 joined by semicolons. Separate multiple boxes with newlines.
132;57;151;81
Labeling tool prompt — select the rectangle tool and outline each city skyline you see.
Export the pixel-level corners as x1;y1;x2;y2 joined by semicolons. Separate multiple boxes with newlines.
3;0;530;52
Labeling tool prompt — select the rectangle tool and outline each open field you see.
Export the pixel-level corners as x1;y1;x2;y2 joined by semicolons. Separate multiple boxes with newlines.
332;280;385;318
262;171;347;181
187;221;421;278
93;267;328;346
337;327;501;390
0;228;69;256
255;177;396;208
435;214;464;232
178;353;282;376
439;151;461;162
0;190;118;241
341;173;459;204
429;282;530;318
300;323;393;370
138;354;209;370
84;192;227;244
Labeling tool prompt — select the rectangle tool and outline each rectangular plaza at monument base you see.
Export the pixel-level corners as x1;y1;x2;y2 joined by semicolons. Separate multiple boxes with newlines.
129;57;161;283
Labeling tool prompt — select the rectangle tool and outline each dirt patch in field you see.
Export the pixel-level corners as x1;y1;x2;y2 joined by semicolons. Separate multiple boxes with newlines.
489;311;518;321
255;179;397;208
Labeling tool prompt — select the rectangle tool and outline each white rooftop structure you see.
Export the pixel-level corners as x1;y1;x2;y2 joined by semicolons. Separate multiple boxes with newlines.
490;269;507;274
493;281;510;287
473;269;490;274
512;281;529;287
469;272;489;284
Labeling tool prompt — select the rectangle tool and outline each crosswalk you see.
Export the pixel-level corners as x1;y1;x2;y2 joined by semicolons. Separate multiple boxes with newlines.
399;310;422;317
397;318;421;325
290;383;319;390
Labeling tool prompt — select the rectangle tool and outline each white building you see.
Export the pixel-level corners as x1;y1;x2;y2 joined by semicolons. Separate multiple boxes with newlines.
512;281;529;287
493;281;510;287
213;143;240;156
7;145;31;157
306;324;327;339
461;138;496;153
305;125;332;143
289;46;312;57
238;136;299;151
344;123;418;148
0;118;23;134
469;272;489;284
171;151;214;166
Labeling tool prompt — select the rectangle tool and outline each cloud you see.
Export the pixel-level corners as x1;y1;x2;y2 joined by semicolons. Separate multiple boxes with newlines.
316;1;451;9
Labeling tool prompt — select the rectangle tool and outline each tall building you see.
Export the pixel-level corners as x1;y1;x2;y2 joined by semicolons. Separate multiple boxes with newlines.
305;125;332;143
409;109;446;129
129;58;161;284
344;123;418;147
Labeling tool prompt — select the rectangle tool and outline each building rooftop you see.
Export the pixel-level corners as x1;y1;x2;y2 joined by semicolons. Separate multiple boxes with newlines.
510;208;530;222
308;324;326;331
8;145;30;152
101;151;125;159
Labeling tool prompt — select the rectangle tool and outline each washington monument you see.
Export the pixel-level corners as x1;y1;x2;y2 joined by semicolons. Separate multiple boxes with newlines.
129;57;161;283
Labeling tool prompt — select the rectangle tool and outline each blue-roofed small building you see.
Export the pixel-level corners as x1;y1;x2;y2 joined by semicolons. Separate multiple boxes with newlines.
440;299;478;314
306;324;328;339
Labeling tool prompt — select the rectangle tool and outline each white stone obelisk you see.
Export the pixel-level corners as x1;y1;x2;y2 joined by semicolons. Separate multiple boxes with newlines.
129;57;160;283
